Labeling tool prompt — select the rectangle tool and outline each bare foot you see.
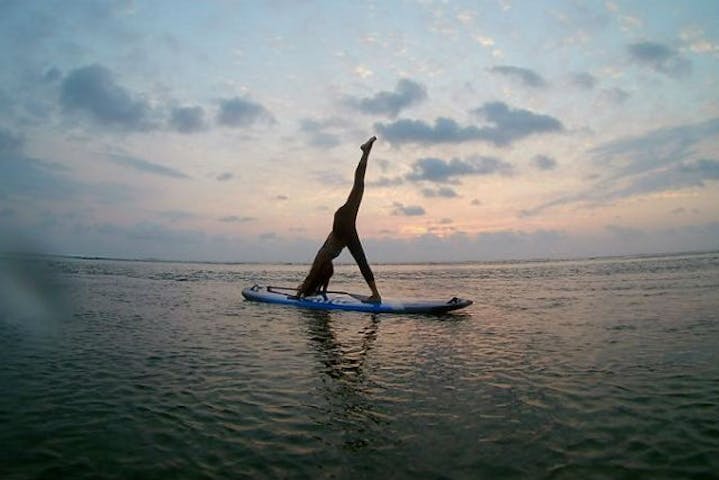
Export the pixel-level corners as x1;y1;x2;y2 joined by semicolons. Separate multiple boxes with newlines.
360;136;377;152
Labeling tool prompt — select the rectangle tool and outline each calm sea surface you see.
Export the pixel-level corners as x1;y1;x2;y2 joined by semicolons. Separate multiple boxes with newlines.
1;253;718;479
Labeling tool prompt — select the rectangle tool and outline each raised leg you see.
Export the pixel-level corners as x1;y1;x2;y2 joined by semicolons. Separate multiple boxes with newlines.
343;136;376;215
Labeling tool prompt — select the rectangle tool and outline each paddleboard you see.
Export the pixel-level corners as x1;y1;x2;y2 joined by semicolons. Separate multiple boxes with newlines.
242;285;472;314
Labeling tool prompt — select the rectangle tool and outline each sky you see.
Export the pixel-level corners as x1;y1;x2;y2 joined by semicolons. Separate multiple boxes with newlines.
1;0;718;263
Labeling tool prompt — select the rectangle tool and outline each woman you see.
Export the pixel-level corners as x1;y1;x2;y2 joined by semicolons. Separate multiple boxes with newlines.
297;136;381;303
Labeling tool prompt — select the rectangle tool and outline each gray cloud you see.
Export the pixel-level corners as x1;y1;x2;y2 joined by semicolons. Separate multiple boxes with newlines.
421;186;459;198
109;154;189;179
627;41;691;78
216;172;233;181
471;102;564;146
217;97;274;127
376;102;563;147
367;176;404;187
0;128;23;154
406;156;513;184
592;117;719;178
43;67;62;83
522;117;719;216
157;210;197;222
1;128;132;204
571;72;597;90
376;158;390;172
219;215;256;223
391;202;426;216
1;129;77;199
610;158;719;198
120;222;205;244
600;87;630;104
11;216;718;263
375;117;483;145
312;170;349;186
169;106;206;133
60;64;153;131
533;154;557;171
489;65;548;88
299;118;343;147
346;78;427;117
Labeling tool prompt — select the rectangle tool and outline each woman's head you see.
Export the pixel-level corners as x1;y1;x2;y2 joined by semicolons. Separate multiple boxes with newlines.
298;258;334;297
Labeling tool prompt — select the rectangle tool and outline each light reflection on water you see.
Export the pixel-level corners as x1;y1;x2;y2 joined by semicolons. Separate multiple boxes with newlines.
1;253;718;479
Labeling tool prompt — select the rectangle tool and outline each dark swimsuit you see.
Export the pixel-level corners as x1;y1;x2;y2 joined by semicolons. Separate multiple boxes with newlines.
332;205;374;284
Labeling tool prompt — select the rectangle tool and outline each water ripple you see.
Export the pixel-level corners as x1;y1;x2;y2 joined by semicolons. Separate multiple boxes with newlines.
1;253;719;478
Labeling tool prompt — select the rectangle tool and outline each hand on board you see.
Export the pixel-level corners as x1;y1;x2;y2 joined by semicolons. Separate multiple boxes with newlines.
364;293;381;304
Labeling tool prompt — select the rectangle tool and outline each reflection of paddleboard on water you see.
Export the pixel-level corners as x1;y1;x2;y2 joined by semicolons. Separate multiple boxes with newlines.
242;285;473;314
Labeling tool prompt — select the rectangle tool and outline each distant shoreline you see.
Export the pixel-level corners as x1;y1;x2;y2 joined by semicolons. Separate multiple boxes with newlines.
2;249;717;267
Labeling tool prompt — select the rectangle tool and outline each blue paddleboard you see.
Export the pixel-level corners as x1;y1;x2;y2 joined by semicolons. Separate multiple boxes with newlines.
242;285;472;314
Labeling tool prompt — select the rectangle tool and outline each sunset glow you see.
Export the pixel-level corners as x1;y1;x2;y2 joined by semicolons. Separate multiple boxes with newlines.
1;1;718;262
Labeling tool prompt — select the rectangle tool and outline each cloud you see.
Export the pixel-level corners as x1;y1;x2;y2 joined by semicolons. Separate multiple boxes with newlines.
680;26;719;55
312;171;348;186
299;118;344;147
0;128;23;154
421;186;459;198
609;158;719;199
680;158;719;178
60;64;153;131
376;158;390;172
375;117;483;145
217;97;274;127
367;176;404;187
591;117;719;178
522;117;719;216
1;129;77;200
108;154;189;179
571;72;597;89
276;194;288;200
169;106;206;133
345;78;427;117
627;41;691;78
219;215;256;223
533;154;557;171
216;172;233;181
312;221;719;261
471;102;564;146
1;128;132;204
391;202;426;216
43;67;62;83
120;222;206;244
157;210;197;222
406;156;513;183
489;65;548;88
375;102;563;147
354;65;373;79
12;216;719;263
600;87;630;104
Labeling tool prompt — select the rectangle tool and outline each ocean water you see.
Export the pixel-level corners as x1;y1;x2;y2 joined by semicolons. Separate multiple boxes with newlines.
1;253;718;479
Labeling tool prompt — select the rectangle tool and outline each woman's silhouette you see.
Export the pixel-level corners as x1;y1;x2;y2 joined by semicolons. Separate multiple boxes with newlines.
297;136;381;303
